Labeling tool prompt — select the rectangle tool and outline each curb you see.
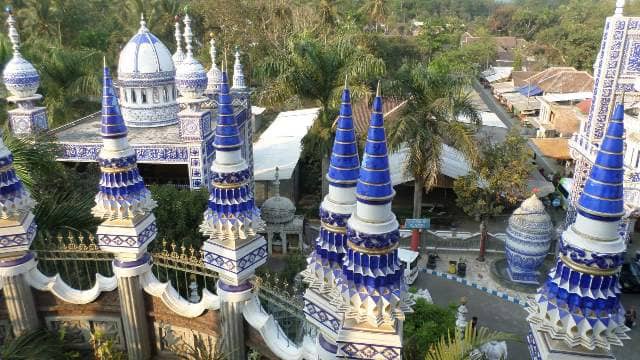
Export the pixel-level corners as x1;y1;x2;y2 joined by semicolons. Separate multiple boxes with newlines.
422;268;529;307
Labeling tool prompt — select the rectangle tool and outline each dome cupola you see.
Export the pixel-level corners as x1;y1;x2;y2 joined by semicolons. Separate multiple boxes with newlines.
2;12;40;99
261;167;296;224
175;14;208;99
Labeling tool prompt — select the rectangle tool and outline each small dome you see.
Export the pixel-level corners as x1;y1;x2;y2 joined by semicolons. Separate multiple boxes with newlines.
2;14;39;98
262;196;296;224
509;194;552;232
175;14;207;99
118;16;175;84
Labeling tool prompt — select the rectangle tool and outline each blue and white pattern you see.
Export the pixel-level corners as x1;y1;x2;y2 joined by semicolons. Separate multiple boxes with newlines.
304;300;341;333
202;244;267;274
206;38;222;94
175;14;208;99
231;47;246;90
505;195;553;284
337;342;401;360
2;14;39;99
98;221;157;248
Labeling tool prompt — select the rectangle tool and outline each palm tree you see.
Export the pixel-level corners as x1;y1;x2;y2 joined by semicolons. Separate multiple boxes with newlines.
0;328;71;359
426;325;519;360
255;31;385;195
386;63;480;249
361;0;387;32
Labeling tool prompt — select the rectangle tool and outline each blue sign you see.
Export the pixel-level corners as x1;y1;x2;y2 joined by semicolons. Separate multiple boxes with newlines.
405;218;430;229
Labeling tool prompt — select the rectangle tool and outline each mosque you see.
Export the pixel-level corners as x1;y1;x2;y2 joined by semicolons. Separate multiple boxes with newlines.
0;1;637;360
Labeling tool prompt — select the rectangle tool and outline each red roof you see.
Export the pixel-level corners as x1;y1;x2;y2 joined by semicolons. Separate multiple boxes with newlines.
576;99;592;115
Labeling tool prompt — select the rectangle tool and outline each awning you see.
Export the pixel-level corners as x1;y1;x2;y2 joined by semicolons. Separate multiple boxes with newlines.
518;84;543;96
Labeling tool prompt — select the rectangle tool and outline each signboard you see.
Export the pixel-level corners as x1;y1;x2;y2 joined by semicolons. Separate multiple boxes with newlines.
405;218;430;230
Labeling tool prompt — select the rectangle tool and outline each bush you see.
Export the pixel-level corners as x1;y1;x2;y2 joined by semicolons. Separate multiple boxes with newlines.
403;298;456;360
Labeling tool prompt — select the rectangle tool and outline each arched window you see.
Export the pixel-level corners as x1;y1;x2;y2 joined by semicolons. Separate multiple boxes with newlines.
141;89;147;104
131;89;137;103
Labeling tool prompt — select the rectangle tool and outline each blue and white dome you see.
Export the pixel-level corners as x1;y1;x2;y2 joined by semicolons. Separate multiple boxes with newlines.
505;194;553;284
2;14;39;98
175;14;207;99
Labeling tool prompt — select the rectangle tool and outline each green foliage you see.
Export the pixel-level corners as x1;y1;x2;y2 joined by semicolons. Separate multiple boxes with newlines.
402;298;456;360
0;328;77;360
453;129;533;220
149;184;209;246
282;250;308;284
90;331;126;360
166;333;226;360
426;323;519;360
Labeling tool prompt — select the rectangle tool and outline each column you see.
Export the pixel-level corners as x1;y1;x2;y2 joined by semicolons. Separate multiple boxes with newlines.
217;280;253;359
0;253;39;336
113;255;152;360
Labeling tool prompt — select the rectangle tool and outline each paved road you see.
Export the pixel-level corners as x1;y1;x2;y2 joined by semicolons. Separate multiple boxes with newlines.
415;272;640;359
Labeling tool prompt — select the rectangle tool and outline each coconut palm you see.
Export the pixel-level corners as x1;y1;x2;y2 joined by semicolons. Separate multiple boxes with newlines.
254;31;385;195
0;328;72;359
361;0;388;31
426;325;519;360
386;63;480;244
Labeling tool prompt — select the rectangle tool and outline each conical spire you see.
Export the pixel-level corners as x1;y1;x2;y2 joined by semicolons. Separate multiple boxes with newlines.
326;79;359;187
232;46;246;90
172;15;185;66
273;166;280;197
577;102;625;221
6;12;20;55
213;70;242;151
356;81;394;204
92;63;156;220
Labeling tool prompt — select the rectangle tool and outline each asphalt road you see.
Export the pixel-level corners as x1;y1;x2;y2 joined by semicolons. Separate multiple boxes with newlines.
415;272;640;359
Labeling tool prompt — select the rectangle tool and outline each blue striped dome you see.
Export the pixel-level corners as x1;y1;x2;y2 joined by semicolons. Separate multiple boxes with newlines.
356;92;394;203
101;67;128;139
213;72;242;151
327;87;359;187
577;103;625;221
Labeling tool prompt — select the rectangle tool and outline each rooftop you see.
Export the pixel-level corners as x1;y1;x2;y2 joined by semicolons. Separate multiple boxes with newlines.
531;137;570;160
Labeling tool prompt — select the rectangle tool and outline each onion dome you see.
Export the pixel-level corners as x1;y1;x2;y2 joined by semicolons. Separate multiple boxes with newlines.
231;46;246;90
0;136;35;220
175;14;208;99
331;82;412;327
172;15;185;66
303;82;359;293
92;64;157;220
526;102;630;351
206;35;222;94
2;13;39;98
505;194;553;283
261;167;296;224
118;14;175;85
200;70;263;241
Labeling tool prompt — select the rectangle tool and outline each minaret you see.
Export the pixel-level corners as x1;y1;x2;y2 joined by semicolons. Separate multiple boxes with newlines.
527;102;630;359
302;80;360;359
231;46;246;90
172;15;185;66
0;101;39;335
93;63;157;359
205;34;222;95
174;14;211;189
200;68;267;360
331;83;412;359
2;11;48;136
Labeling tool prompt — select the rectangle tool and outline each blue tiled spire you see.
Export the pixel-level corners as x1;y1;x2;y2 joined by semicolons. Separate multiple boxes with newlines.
327;84;359;187
101;66;128;139
577;103;625;222
92;63;156;220
356;83;394;204
213;71;242;152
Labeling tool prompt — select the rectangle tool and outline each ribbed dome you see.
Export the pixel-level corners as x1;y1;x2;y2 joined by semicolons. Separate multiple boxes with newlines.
175;14;207;99
2;14;39;98
117;16;175;85
509;194;552;231
262;196;296;224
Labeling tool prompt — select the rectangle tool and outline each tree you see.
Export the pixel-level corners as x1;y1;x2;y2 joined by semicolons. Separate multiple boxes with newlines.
402;298;456;360
0;328;76;359
361;0;388;31
426;324;519;360
386;62;480;249
255;31;385;196
453;130;533;260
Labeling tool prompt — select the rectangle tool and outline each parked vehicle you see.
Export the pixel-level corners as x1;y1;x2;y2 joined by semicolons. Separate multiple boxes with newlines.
620;262;640;293
398;248;420;285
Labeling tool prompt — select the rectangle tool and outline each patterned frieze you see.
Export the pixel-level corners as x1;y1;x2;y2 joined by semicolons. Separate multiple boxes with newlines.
58;143;190;163
45;315;125;350
8;106;48;135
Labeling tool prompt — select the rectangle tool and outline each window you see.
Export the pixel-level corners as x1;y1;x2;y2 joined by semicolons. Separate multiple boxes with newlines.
131;89;137;103
163;87;169;102
153;88;159;103
141;89;147;104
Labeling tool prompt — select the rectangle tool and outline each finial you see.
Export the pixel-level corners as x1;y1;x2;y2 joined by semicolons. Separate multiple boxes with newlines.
209;35;217;64
6;11;20;55
344;74;349;89
174;15;183;52
616;0;625;15
620;91;626;105
139;13;147;31
274;167;280;197
103;56;106;68
183;14;193;57
232;45;246;89
376;80;381;97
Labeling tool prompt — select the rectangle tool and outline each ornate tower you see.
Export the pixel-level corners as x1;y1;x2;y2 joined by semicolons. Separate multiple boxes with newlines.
527;102;630;359
205;35;222;95
2;12;48;136
93;64;158;359
200;70;267;360
330;84;412;359
175;14;212;189
567;0;640;236
230;46;254;174
172;15;185;67
302;82;360;359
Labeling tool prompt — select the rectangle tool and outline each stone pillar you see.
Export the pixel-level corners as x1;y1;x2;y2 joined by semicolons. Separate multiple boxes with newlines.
112;254;152;360
217;280;253;360
0;253;39;336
